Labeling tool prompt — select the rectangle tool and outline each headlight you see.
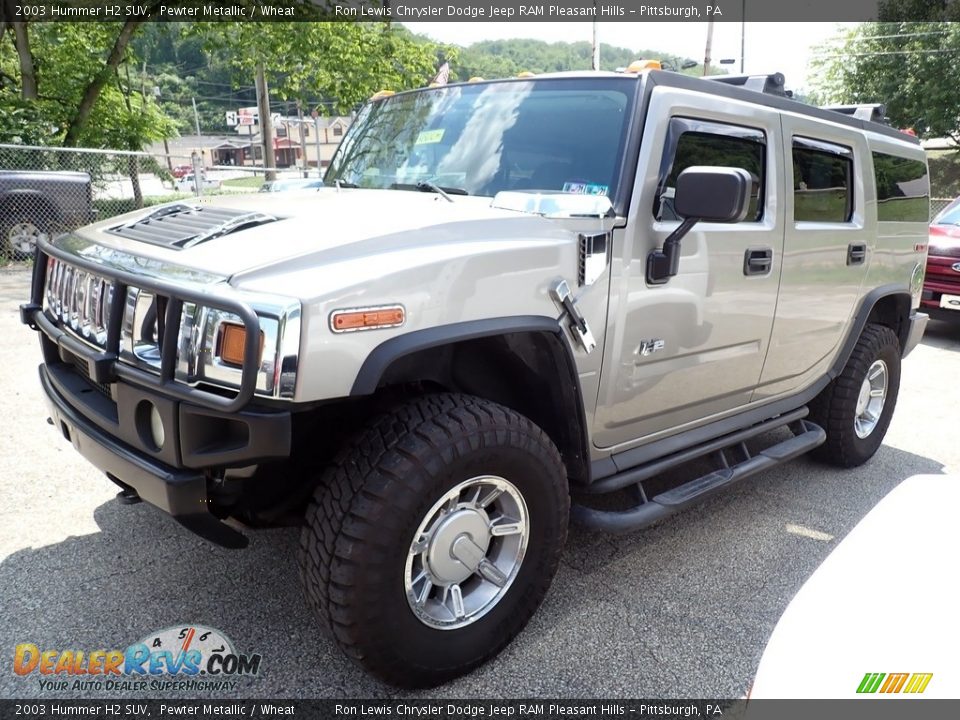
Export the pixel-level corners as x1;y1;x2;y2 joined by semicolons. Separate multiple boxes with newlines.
45;257;301;400
121;290;300;399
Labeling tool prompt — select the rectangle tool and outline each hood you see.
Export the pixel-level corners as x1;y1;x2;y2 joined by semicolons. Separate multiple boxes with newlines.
75;189;578;281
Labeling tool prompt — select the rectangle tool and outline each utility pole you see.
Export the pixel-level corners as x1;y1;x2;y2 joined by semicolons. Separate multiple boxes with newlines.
591;6;600;70
191;97;202;137
255;64;277;182
740;0;746;73
297;101;309;178
313;111;323;177
703;21;715;76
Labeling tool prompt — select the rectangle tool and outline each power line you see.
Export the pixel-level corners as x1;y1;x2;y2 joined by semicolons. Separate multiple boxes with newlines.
847;30;952;42
813;47;960;59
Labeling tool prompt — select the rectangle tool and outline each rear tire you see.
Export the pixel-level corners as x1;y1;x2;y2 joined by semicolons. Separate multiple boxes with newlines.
298;393;568;688
809;324;901;467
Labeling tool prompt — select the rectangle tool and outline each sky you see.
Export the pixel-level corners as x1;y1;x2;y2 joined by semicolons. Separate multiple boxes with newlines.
403;22;858;92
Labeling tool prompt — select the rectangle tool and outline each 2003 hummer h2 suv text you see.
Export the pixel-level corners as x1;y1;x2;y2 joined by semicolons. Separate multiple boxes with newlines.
22;69;929;687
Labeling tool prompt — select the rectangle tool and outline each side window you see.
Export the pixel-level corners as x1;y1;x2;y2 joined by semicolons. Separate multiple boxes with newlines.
654;118;766;222
872;151;929;222
793;138;854;223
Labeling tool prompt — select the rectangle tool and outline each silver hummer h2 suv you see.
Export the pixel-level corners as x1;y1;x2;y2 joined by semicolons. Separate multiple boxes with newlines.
22;70;929;687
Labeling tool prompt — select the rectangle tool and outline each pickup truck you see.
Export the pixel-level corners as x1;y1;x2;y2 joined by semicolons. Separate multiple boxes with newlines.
0;169;94;261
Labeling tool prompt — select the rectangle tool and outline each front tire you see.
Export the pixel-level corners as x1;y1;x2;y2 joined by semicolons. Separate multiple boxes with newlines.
809;323;901;467
298;393;568;687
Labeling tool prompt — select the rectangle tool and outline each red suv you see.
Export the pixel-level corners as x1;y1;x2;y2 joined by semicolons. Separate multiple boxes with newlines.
923;197;960;319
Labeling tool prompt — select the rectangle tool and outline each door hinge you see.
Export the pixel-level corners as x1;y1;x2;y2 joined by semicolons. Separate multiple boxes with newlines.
550;279;596;353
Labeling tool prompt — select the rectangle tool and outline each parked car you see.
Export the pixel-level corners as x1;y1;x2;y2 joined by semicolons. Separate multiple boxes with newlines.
259;178;326;193
171;165;193;179
21;69;929;688
923;196;960;320
750;474;958;699
175;174;221;193
0;170;95;261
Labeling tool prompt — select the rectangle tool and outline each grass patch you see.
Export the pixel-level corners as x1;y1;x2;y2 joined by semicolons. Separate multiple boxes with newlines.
223;176;265;189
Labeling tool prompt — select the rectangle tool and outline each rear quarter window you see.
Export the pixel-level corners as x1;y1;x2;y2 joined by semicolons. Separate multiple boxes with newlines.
872;152;929;222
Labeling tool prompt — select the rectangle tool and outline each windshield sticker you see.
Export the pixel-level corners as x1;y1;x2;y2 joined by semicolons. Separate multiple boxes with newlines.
563;181;609;196
415;129;445;145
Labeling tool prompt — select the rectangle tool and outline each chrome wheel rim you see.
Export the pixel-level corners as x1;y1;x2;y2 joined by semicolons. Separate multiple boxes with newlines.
404;475;529;630
854;359;888;439
7;221;44;257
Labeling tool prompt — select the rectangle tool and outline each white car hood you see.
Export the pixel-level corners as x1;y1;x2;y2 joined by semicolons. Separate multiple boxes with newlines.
750;474;959;700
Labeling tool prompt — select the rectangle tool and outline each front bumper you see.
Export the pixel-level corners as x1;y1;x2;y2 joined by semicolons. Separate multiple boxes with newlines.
38;360;292;548
902;310;928;358
22;239;294;548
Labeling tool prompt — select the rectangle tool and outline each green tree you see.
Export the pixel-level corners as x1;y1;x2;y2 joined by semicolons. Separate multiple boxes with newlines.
810;13;960;141
451;39;707;82
197;22;452;114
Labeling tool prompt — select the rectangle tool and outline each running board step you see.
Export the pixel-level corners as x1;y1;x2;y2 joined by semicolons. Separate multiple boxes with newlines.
571;419;825;534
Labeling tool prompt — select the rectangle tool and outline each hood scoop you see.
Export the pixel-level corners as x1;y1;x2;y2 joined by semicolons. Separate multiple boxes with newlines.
106;203;278;250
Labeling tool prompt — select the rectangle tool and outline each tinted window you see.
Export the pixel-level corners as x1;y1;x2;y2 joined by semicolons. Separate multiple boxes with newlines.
327;78;636;200
655;123;765;221
872;152;929;222
793;139;853;222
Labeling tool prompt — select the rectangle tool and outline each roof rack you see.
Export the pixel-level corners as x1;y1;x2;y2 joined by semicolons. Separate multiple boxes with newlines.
820;104;889;125
706;73;788;97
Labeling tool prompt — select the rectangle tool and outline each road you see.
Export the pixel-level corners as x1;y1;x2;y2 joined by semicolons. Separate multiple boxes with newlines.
0;265;956;700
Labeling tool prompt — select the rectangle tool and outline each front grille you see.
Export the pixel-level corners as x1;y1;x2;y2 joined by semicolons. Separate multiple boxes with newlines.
62;348;113;398
45;257;113;349
929;245;960;259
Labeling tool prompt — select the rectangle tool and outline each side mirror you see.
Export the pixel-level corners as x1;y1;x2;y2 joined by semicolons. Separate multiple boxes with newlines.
647;166;752;284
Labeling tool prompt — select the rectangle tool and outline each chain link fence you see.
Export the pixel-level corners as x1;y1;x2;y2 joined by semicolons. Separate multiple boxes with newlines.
0;143;285;263
930;197;955;220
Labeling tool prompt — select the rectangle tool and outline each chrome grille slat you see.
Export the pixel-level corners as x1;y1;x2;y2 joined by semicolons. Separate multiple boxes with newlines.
45;257;113;349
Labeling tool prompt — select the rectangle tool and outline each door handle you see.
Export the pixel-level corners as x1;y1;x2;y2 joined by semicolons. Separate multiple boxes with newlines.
744;247;773;276
847;243;867;266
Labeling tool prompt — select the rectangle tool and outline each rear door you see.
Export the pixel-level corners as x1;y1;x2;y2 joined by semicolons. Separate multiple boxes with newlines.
594;86;785;450
753;113;873;399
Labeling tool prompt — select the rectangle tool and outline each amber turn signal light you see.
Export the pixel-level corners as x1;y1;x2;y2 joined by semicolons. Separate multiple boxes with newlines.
330;306;405;333
217;323;264;366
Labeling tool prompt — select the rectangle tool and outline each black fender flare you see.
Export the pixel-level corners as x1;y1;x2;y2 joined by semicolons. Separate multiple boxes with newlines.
832;284;913;374
349;315;591;484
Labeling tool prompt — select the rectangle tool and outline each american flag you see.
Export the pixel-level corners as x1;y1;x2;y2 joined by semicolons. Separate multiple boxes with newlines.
430;62;450;86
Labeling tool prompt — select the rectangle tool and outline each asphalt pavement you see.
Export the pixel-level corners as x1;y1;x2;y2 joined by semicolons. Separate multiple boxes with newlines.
0;266;957;700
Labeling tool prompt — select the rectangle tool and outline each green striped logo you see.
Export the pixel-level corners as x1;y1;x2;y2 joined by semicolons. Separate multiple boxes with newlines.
857;672;932;694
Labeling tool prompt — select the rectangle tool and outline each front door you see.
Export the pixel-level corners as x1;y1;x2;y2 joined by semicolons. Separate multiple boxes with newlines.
594;86;785;451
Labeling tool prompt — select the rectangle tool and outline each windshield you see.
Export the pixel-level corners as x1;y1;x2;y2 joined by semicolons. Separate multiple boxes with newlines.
325;78;636;201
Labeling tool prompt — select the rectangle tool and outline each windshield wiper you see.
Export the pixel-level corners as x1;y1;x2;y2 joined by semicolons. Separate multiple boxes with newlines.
333;179;359;189
389;181;468;202
416;180;455;203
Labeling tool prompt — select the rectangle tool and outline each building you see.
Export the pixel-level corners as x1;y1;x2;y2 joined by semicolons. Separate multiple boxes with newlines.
148;115;352;171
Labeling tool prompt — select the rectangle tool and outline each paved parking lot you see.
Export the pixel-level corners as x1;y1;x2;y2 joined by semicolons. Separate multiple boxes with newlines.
0;265;957;699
